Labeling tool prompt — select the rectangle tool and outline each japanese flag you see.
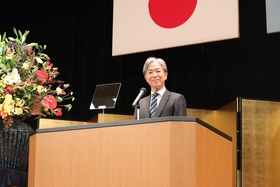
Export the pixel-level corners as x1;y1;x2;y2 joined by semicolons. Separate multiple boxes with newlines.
112;0;239;56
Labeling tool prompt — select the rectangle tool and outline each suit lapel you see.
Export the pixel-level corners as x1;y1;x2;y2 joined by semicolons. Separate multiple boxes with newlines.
155;90;170;117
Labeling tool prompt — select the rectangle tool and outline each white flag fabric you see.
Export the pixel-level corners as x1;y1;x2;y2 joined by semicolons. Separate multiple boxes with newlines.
112;0;239;56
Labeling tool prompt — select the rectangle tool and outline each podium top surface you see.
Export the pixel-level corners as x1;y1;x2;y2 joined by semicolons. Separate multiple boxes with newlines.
32;116;231;141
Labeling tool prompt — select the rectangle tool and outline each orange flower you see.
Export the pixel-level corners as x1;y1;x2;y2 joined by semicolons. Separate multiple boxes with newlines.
0;106;8;119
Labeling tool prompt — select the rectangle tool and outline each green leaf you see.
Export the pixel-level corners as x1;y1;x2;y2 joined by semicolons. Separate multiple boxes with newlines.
56;96;63;102
21;35;26;43
15;38;21;44
63;84;70;89
13;28;18;38
38;53;50;59
2;32;6;41
21;30;29;43
27;43;38;47
0;63;7;71
18;30;23;38
8;37;15;41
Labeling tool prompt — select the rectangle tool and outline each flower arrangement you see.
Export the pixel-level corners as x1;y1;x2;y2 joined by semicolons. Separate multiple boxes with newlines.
0;28;74;130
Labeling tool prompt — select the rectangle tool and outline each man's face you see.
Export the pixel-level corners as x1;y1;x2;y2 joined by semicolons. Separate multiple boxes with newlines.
144;62;167;92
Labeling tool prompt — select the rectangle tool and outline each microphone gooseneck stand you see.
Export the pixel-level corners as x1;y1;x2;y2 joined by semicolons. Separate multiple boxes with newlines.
136;104;140;120
132;87;147;120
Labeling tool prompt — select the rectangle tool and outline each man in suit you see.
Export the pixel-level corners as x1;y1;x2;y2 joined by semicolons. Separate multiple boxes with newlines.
133;57;187;119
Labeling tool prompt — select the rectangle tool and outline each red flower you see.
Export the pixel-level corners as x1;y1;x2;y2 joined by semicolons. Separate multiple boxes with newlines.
41;95;57;110
6;85;13;94
53;108;62;116
35;70;48;84
47;61;53;70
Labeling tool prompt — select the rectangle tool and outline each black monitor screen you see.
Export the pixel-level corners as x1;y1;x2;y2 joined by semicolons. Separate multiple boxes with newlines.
89;83;121;110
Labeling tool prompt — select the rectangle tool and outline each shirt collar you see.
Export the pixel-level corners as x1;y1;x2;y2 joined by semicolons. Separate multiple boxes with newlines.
151;87;166;97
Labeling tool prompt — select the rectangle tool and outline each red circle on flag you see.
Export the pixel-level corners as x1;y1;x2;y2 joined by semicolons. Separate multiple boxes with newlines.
148;0;197;28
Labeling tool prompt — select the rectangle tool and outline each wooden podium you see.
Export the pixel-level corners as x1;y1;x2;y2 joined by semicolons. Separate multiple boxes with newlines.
28;117;232;187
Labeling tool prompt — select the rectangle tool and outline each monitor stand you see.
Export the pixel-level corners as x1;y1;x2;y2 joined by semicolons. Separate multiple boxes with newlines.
98;105;106;123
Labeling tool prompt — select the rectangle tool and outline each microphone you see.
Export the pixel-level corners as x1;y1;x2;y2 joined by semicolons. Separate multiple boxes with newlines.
132;87;147;108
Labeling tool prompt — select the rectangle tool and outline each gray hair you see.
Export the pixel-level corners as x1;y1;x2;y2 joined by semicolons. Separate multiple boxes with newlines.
143;57;168;75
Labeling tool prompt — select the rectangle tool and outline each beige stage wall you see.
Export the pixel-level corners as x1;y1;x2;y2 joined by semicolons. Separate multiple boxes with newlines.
240;98;280;187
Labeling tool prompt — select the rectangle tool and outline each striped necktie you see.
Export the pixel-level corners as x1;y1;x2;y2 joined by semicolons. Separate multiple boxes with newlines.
150;93;159;118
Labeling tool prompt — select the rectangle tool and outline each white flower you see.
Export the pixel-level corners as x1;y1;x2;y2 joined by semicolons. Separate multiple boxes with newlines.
22;62;30;69
56;87;64;95
4;68;21;84
35;57;43;64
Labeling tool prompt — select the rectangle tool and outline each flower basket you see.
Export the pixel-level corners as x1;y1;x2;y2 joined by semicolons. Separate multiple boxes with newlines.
0;118;33;171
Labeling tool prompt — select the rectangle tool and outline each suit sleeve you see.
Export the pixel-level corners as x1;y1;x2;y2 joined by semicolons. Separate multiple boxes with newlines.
174;94;187;116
